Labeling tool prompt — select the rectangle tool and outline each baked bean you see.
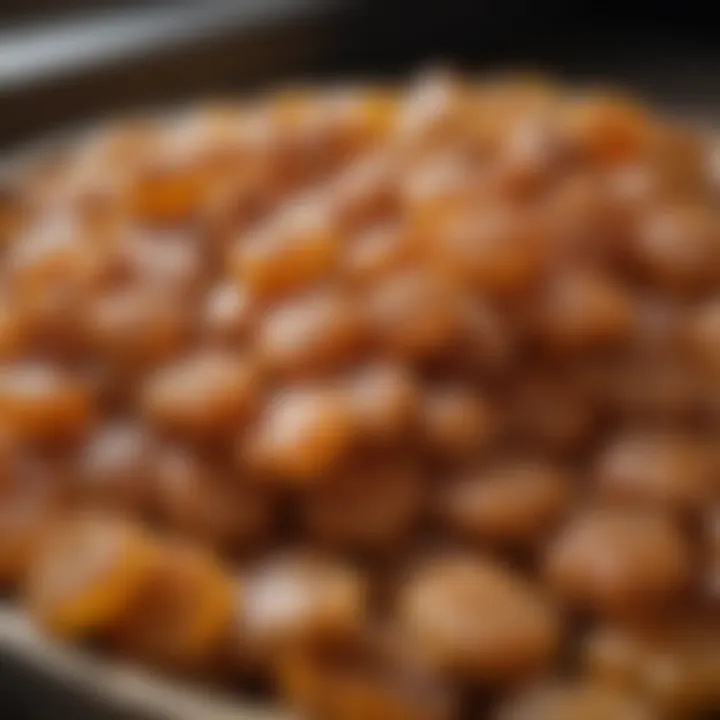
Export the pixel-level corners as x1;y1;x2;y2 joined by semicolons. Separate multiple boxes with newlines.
561;94;649;165
595;431;716;513
343;223;412;285
113;230;208;295
604;163;662;209
649;122;710;198
230;197;337;297
535;271;635;351
26;515;156;637
241;387;356;484
398;556;560;683
12;288;91;358
258;291;365;378
78;422;157;515
420;387;494;457
266;91;345;180
341;88;398;147
394;69;471;153
366;270;467;360
635;205;720;292
86;287;191;367
330;151;400;231
126;159;212;224
75;121;159;174
202;281;255;346
545;509;691;617
400;150;480;233
154;448;272;554
430;205;545;295
143;351;261;438
240;553;367;664
0;364;92;443
540;173;625;261
110;540;233;669
7;214;105;292
344;363;419;440
440;460;571;548
494;115;566;198
0;457;65;586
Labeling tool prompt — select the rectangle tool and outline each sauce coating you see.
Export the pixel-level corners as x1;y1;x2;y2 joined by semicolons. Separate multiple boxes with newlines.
3;71;718;718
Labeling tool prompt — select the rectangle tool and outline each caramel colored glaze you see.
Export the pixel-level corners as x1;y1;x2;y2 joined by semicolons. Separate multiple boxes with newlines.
3;71;718;718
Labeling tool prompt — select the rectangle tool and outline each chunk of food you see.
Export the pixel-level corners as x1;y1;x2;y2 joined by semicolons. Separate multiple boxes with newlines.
239;553;367;665
2;72;719;718
230;198;338;297
0;456;66;586
397;556;560;683
154;448;272;554
545;509;691;617
241;388;357;483
77;422;158;515
594;431;716;513
258;291;366;377
143;352;261;438
439;459;571;548
110;540;233;669
0;364;92;443
26;515;156;638
420;387;494;457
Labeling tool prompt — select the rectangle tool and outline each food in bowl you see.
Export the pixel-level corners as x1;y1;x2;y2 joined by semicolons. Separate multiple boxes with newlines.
0;70;718;718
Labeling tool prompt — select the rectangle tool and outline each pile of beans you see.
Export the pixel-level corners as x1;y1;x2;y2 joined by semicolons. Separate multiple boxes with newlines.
0;70;718;718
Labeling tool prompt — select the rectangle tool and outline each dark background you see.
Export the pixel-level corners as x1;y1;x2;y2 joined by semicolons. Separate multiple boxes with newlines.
2;0;720;148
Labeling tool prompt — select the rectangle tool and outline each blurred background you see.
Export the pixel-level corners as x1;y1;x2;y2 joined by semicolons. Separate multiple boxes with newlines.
0;0;719;717
2;0;720;150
